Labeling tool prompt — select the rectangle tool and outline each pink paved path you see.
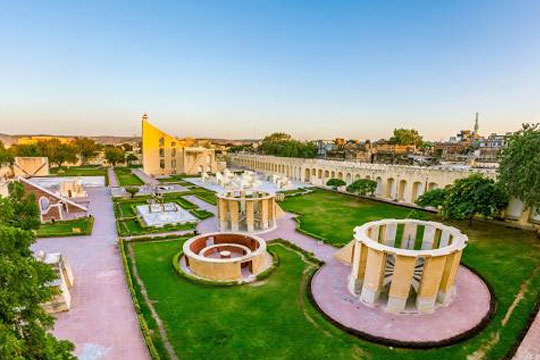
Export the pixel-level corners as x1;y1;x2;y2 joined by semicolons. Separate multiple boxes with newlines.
107;167;119;187
33;188;150;360
514;308;540;359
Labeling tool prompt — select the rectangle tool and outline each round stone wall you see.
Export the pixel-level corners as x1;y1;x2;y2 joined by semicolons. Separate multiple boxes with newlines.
217;189;277;233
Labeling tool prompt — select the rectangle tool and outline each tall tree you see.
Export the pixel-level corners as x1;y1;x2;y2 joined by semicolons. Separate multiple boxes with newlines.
105;147;126;166
346;179;377;196
36;140;78;168
0;185;75;359
0;140;13;165
126;153;138;166
9;143;41;157
73;137;100;165
415;188;448;209
498;123;540;210
388;128;424;147
0;182;41;230
260;132;317;158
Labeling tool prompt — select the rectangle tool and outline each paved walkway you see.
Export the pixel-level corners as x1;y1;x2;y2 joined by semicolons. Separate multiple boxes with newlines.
107;167;119;187
514;301;540;359
32;188;150;360
132;168;159;185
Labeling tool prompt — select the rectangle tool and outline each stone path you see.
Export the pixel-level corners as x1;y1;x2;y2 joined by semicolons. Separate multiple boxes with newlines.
513;299;540;359
132;168;159;185
107;167;119;187
32;188;150;360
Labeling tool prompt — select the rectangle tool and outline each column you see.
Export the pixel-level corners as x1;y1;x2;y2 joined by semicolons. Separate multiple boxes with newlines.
360;248;386;305
421;225;436;249
246;200;254;233
229;200;240;232
416;256;446;312
383;223;397;247
437;250;462;304
401;223;417;249
268;198;275;228
218;198;228;231
350;242;369;292
387;255;416;312
260;199;269;229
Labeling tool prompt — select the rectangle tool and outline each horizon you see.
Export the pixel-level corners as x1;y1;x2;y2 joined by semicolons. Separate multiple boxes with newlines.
2;1;539;140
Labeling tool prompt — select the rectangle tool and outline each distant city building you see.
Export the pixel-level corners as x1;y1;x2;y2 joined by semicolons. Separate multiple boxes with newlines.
17;136;74;145
141;114;218;176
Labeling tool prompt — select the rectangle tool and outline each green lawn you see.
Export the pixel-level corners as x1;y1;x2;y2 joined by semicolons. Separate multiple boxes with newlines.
129;235;540;360
50;166;109;185
36;217;94;237
117;218;195;237
114;167;144;186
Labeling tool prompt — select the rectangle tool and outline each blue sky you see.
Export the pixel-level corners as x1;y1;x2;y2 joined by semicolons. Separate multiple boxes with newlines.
1;1;539;140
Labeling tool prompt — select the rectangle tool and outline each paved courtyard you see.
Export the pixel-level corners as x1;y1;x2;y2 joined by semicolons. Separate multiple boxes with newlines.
32;188;149;360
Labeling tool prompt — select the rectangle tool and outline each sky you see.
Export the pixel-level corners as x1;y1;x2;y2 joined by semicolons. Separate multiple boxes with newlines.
1;1;539;141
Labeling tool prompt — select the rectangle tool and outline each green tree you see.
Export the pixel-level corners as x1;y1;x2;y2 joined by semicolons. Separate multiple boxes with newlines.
0;140;13;165
498;123;540;210
73;137;100;165
126;153;138;166
326;178;346;190
0;182;41;230
415;188;448;209
388;128;424;147
105;147;126;166
36;140;78;168
9;143;41;157
125;186;139;198
260;132;317;158
346;179;377;196
441;174;508;226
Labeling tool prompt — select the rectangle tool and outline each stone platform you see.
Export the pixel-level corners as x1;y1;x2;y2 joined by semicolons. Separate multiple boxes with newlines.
311;260;493;347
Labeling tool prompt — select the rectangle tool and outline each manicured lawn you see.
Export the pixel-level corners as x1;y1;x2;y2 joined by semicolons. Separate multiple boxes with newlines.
280;188;540;359
130;236;540;360
36;217;94;237
117;218;195;237
114;167;144;186
50;166;109;185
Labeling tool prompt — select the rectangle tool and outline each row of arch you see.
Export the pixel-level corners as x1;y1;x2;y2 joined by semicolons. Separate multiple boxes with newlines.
231;156;452;205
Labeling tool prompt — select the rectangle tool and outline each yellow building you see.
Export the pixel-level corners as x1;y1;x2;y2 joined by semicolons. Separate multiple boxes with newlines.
141;114;218;176
17;136;73;145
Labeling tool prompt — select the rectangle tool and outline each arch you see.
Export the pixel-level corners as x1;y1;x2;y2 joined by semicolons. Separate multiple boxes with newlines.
398;179;407;201
365;175;371;180
345;173;352;184
324;170;330;178
318;169;323;179
375;177;383;196
337;172;344;180
311;168;316;176
39;197;50;212
385;178;395;199
411;181;424;202
304;168;311;182
331;171;336;178
355;174;361;180
197;165;204;174
428;182;438;191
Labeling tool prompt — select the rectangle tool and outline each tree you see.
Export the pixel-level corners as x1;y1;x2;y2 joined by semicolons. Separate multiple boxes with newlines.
9;143;40;157
36;140;78;168
440;174;508;226
105;147;126;166
126;153;138;166
346;179;377;196
326;178;346;190
498;123;540;210
259;132;317;158
0;182;41;230
388;128;424;147
73;137;100;165
0;185;75;359
416;188;448;209
0;140;13;165
125;186;139;198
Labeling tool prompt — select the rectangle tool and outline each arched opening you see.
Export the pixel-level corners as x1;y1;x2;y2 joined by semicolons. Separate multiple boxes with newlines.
411;181;424;202
428;182;438;191
398;180;407;201
318;169;322;179
376;177;383;196
355;174;361;180
331;171;336;178
385;178;395;199
324;170;330;178
337;172;344;180
345;173;352;184
304;168;311;183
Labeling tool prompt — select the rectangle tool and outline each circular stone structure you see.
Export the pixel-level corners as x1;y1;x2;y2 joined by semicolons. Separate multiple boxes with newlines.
182;232;270;282
351;219;468;313
217;189;277;233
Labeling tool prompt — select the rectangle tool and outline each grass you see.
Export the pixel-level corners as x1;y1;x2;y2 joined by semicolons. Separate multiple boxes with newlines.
117;217;195;237
280;188;540;359
50;165;109;185
36;217;94;237
114;167;144;186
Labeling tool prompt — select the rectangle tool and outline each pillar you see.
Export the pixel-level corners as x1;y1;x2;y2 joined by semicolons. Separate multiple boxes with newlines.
268;198;275;228
437;251;462;304
401;223;417;249
421;225;436;249
360;248;386;305
218;198;228;230
260;199;269;229
383;223;397;247
246;200;254;233
387;255;416;312
416;256;446;312
229;200;239;232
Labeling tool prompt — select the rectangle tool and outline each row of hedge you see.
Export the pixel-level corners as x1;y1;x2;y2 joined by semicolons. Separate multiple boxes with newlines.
119;239;162;359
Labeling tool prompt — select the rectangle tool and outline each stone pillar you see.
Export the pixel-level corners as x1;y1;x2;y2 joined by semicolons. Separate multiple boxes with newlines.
416;256;446;312
437;251;462;304
387;255;416;312
368;225;380;241
402;223;417;249
383;223;397;247
360;248;386;305
246;200;254;233
268;198;275;228
439;230;451;247
260;199;269;229
229;200;239;232
218;198;228;231
421;225;436;249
